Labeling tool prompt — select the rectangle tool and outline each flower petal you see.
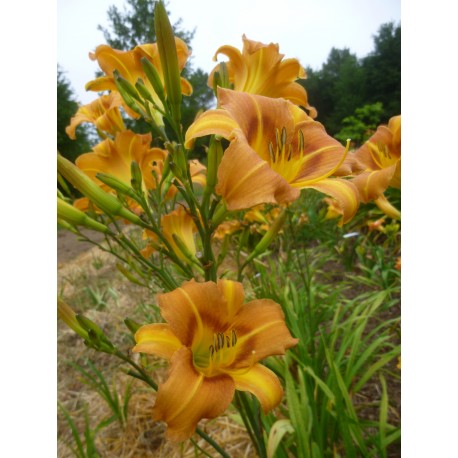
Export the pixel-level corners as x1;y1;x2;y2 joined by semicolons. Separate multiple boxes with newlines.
351;166;396;202
231;299;298;367
307;178;360;226
158;279;231;346
215;135;299;210
217;279;245;321
184;109;240;148
230;363;284;413
133;323;182;360
153;347;235;441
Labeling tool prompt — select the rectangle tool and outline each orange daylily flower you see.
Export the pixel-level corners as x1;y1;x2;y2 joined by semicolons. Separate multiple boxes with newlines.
76;130;167;191
66;93;126;139
74;130;169;212
86;38;192;123
351;115;401;218
209;35;316;117
185;88;360;224
133;279;298;441
141;206;198;262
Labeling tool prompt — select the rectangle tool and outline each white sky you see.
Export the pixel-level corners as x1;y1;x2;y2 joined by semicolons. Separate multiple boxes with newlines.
58;0;401;105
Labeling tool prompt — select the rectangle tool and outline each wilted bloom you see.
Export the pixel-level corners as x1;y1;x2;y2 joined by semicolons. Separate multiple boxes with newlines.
133;279;298;441
66;93;126;139
186;88;360;224
209;35;316;117
351;115;401;218
141;206;197;262
86;39;192;124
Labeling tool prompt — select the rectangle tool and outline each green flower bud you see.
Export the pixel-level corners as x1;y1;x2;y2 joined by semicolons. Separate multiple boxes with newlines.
154;1;182;124
57;197;109;233
57;154;144;225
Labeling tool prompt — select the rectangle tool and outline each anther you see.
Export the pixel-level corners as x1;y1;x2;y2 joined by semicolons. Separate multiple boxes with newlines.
209;345;214;358
281;127;287;148
232;330;237;346
268;142;276;163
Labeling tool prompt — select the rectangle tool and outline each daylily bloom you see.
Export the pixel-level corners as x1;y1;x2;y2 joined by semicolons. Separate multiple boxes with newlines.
185;88;360;224
86;39;192;124
65;93;126;139
141;206;198;262
209;35;316;117
133;279;298;441
76;130;167;191
351;115;401;218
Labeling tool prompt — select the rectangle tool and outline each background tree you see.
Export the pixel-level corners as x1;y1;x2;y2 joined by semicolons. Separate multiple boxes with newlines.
302;22;401;137
361;22;401;120
57;66;92;163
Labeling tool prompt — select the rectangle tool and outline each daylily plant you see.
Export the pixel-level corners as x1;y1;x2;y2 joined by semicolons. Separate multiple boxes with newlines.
186;88;360;224
133;279;298;441
209;35;317;117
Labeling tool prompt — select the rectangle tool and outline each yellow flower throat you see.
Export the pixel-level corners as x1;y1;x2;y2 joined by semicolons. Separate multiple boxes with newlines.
267;127;306;183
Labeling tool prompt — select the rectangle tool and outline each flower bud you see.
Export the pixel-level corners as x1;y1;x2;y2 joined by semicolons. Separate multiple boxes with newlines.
96;173;137;198
57;298;89;340
57;154;144;225
130;161;143;193
124;318;142;334
154;0;182;124
243;208;287;266
57;197;109;233
140;57;166;105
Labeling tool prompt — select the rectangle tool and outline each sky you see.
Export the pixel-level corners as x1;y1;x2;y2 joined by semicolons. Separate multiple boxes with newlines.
58;0;401;105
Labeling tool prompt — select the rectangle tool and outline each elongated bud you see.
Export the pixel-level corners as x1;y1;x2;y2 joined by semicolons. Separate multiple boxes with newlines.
154;1;182;124
113;70;142;103
57;298;89;340
212;61;230;95
57;197;109;233
116;263;146;287
124;318;142;334
130;161;143;193
135;78;155;106
96;173;137;198
140;57;166;104
205;136;223;192
211;201;227;228
57;218;79;234
76;314;115;350
57;154;144;225
243;208;287;265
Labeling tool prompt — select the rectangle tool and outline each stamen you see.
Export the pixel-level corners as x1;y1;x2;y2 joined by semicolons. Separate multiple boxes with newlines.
298;130;304;154
268;142;276;163
281;127;287;149
209;345;214;358
275;128;281;150
232;329;237;346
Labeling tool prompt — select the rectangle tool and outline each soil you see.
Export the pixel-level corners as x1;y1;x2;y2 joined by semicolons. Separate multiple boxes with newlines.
58;228;107;266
